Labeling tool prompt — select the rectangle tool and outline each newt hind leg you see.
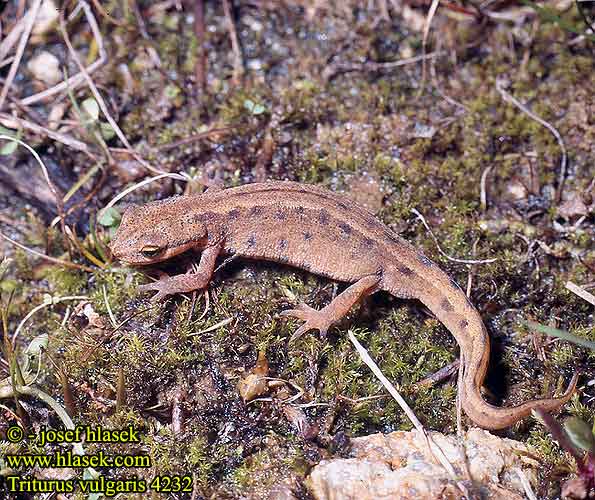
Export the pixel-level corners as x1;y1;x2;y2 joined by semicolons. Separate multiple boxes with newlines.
280;275;380;341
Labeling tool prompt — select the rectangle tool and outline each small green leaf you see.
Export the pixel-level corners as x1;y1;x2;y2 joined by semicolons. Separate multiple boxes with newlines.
0;128;22;155
564;417;595;453
164;84;181;99
81;97;100;122
25;333;49;357
243;99;266;115
0;141;18;155
0;125;17;136
99;121;116;141
98;207;122;227
525;321;595;351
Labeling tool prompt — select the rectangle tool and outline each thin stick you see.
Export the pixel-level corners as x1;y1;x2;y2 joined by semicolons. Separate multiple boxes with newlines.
90;0;125;26
323;52;443;80
566;281;595;306
0;14;27;62
11;295;88;343
0;112;91;154
415;359;460;388
0;0;43;111
188;317;233;337
155;126;233;152
419;0;440;94
194;0;207;92
0;134;67;233
496;79;568;203
515;468;538;500
101;172;190;212
411;208;497;265
102;285;118;328
347;331;468;496
480;165;494;212
0;231;94;273
456;352;464;436
429;51;468;112
59;1;162;176
222;0;243;85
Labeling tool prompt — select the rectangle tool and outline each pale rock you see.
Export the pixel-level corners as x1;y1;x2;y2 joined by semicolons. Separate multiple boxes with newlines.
27;51;61;85
306;428;539;500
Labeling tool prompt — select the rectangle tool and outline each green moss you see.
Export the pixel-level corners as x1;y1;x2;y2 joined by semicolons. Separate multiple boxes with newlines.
230;435;306;495
187;436;216;487
41;267;87;296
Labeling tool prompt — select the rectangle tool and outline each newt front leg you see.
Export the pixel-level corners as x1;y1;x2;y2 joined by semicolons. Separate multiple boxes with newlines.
139;244;221;301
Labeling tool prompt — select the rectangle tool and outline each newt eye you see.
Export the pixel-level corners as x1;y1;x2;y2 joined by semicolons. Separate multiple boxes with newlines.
140;245;163;258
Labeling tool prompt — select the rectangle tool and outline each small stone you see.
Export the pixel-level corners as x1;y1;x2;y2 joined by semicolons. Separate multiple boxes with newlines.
27;51;61;85
306;428;539;500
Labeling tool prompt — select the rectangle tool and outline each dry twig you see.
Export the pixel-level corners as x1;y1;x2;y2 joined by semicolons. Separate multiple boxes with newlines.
496;79;568;203
59;1;162;175
566;281;595;306
347;331;469;496
0;231;93;273
0;0;43;111
0;111;92;154
323;52;443;81
419;0;440;94
411;208;497;265
222;0;243;85
194;0;207;92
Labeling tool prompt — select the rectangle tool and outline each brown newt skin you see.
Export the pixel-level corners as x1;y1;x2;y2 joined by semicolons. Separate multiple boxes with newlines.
109;181;578;430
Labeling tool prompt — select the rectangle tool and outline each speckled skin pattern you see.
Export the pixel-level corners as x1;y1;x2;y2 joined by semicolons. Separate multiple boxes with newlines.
110;181;577;429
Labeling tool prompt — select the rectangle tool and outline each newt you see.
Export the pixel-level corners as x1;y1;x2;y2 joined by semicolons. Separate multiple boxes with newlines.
109;181;578;430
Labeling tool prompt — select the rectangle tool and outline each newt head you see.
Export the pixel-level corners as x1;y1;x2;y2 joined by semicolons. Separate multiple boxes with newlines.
108;201;207;266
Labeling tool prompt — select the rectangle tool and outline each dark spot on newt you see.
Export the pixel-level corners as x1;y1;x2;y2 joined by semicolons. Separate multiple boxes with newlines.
228;208;240;220
337;201;348;210
247;234;257;248
459;319;469;329
441;299;454;312
362;237;375;248
318;209;330;225
398;265;414;277
278;239;288;250
338;223;352;235
294;206;305;215
249;206;263;216
275;209;287;220
303;231;313;241
418;254;433;267
199;211;216;223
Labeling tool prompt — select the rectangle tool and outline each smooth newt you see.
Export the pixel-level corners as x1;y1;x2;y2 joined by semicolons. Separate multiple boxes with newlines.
109;181;577;430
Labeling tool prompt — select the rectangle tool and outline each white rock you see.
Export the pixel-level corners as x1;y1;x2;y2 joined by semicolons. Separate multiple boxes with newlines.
27;51;61;86
306;428;538;500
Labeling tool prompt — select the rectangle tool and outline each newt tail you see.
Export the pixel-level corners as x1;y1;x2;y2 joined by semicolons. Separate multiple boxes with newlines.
413;275;578;429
